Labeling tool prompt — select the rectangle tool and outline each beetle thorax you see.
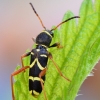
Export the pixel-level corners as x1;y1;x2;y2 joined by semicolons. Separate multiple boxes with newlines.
36;30;53;47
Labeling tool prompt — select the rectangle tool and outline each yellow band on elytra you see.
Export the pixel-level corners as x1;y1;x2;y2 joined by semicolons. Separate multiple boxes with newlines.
40;54;47;58
29;76;44;83
30;58;37;68
37;58;45;70
33;90;39;96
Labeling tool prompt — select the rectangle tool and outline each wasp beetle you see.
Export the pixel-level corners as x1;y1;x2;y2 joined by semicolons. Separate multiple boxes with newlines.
10;3;80;100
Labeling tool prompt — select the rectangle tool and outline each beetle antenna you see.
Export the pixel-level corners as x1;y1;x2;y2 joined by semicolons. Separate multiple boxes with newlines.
30;3;46;30
50;16;80;31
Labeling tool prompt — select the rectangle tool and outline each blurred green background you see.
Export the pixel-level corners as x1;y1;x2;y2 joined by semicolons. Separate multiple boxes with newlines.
0;0;100;100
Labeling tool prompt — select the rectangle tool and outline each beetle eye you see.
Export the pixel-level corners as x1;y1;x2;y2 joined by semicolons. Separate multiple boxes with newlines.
51;33;54;37
49;31;54;37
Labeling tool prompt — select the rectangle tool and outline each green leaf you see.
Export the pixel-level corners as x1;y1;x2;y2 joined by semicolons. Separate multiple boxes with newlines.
13;0;100;100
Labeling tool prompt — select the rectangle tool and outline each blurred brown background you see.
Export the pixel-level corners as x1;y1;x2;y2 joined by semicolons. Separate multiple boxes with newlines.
0;0;100;100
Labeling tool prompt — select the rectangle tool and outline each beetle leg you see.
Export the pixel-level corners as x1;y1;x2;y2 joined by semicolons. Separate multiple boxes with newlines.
48;53;71;82
11;66;30;100
49;42;63;48
21;52;31;71
39;68;48;100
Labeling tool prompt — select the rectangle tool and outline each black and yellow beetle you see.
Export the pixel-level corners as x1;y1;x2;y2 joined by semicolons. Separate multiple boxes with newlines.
10;3;80;100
